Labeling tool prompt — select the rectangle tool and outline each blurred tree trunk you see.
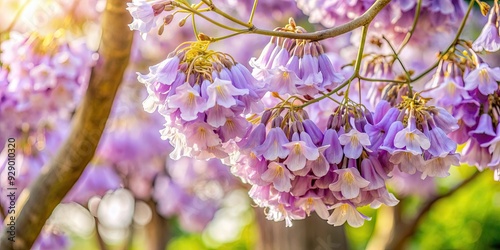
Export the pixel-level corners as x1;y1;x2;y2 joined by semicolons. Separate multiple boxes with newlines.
145;200;170;250
255;209;348;250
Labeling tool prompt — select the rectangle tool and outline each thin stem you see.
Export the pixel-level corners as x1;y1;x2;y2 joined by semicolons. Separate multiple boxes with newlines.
211;30;250;42
249;0;259;24
200;0;254;28
192;14;199;39
410;0;475;82
184;0;390;41
382;35;413;96
353;25;369;75
358;76;406;84
300;24;370;108
396;0;422;54
173;2;245;32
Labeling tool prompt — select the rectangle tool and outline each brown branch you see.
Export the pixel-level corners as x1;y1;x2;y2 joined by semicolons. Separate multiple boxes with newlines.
0;0;134;248
251;0;391;40
387;171;483;250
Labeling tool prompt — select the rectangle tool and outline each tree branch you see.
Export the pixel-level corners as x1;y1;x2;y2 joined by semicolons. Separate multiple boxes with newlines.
387;171;482;250
251;0;391;40
0;0;134;248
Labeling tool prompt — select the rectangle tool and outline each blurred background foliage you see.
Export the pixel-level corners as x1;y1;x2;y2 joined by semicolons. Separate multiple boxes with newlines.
64;165;500;250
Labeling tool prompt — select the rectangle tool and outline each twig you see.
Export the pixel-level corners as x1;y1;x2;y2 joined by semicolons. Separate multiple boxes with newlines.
0;0;134;248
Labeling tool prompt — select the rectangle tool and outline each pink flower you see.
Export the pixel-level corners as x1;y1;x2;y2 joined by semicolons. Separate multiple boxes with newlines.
327;202;370;227
261;162;295;192
127;0;161;39
339;123;371;159
464;63;500;96
329;168;370;199
167;82;206;121
254;127;290;160
283;132;320;171
206;78;249;108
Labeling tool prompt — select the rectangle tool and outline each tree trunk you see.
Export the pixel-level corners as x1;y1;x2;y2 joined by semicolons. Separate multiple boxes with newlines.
255;209;348;250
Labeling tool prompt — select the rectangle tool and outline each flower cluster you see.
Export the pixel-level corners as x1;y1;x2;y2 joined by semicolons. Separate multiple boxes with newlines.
139;41;264;160
376;95;460;179
425;49;500;180
231;104;400;227
250;19;344;97
0;32;94;151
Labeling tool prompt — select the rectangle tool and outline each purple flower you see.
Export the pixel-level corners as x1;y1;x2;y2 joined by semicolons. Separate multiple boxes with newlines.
255;127;290;160
393;114;431;155
261;162;295;192
464;63;500;96
167;82;206;121
283;132;320;171
296;192;330;219
127;0;168;39
322;129;343;164
206;78;249;108
482;124;500;168
472;2;500;52
421;154;460;179
329;168;370;199
339;121;371;159
327;202;370;227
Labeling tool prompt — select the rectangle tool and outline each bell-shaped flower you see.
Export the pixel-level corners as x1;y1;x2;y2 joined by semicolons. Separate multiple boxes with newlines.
261;162;295;192
184;122;221;150
339;123;371;159
472;3;500;52
283;132;320;171
323;129;343;164
420;154;460;179
329;167;370;199
268;66;301;95
296;192;330;219
423;122;457;157
393;115;430;155
389;151;425;175
206;78;249;108
254;127;290;160
219;116;250;142
482;124;500;167
308;146;330;177
469;113;496;143
327;202;370;228
138;55;180;86
127;0;160;39
167;82;207;121
464;63;500;95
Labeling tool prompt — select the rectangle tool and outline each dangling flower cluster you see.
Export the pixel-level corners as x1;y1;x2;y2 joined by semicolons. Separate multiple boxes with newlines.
424;46;500;180
138;41;264;160
231;104;399;228
377;94;460;179
0;32;94;151
250;18;344;97
296;0;467;44
472;1;500;52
